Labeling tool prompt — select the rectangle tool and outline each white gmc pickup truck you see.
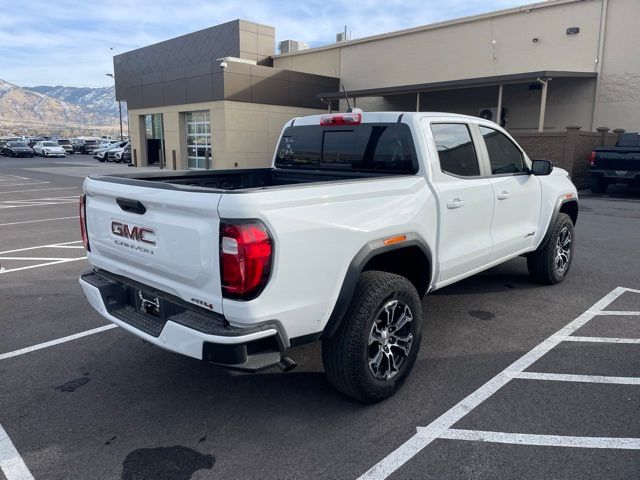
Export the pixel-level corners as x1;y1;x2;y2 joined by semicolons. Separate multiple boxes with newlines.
79;111;578;403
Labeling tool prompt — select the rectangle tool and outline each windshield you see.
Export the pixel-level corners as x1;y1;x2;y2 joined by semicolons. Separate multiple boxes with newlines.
9;142;28;147
43;142;58;147
85;140;98;145
274;123;417;174
616;133;640;148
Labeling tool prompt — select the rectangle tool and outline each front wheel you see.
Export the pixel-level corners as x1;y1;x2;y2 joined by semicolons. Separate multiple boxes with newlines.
527;212;574;284
322;271;423;403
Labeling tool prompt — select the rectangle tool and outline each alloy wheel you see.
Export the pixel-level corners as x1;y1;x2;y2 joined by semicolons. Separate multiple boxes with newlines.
368;299;414;381
555;226;572;274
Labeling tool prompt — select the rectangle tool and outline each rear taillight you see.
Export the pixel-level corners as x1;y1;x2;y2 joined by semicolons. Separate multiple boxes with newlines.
220;220;272;299
79;194;90;251
320;112;362;126
589;151;596;167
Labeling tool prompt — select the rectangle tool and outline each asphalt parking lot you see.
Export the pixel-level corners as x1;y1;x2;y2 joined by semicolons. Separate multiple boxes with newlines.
0;156;638;480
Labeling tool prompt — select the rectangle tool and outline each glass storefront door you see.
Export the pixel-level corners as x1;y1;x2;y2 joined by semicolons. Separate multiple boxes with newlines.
185;111;211;169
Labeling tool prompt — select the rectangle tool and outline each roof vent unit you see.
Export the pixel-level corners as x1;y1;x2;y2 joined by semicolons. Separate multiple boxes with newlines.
278;40;310;54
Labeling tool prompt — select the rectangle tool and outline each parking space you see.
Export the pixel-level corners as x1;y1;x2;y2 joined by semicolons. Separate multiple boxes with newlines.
1;157;639;479
365;287;640;480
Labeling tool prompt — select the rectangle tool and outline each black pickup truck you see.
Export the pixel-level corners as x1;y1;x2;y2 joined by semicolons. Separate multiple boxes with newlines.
589;133;640;193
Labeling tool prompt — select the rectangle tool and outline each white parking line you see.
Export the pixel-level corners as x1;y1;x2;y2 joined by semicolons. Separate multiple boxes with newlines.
0;241;86;274
0;324;117;361
0;216;79;227
0;423;35;480
0;187;78;195
0;182;51;187
0;257;78;261
0;240;82;255
0;195;78;209
439;429;640;450
358;287;640;480
597;311;640;316
0;257;87;274
563;336;640;344
512;371;640;385
0;175;30;180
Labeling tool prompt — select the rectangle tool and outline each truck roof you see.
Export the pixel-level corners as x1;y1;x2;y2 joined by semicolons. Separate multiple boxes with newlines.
291;111;485;126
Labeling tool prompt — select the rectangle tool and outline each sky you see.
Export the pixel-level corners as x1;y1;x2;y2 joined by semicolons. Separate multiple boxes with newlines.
0;0;535;88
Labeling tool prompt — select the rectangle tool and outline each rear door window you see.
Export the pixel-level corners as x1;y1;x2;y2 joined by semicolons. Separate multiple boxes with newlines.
430;123;480;177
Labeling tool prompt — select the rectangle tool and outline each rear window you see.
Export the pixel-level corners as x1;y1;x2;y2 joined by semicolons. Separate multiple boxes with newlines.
616;134;640;148
274;123;417;174
58;139;70;145
9;142;27;147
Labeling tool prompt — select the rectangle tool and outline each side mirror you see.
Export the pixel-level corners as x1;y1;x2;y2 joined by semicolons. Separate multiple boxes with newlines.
531;159;553;176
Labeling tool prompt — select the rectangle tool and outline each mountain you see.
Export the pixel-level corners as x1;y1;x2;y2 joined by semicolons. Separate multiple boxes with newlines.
0;79;124;137
24;84;127;119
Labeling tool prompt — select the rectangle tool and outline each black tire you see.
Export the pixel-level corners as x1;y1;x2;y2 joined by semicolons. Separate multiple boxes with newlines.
322;271;423;403
527;212;575;285
590;177;608;194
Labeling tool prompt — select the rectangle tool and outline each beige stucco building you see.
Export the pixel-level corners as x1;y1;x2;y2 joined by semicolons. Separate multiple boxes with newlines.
115;0;640;170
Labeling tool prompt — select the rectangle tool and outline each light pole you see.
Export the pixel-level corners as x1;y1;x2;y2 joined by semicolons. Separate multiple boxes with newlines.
105;73;123;141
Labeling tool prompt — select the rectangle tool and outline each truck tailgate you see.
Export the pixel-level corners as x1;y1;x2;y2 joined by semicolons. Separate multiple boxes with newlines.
83;177;224;315
594;148;640;171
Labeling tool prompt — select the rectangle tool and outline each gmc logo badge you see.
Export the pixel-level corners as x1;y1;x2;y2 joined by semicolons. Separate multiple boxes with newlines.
111;221;156;245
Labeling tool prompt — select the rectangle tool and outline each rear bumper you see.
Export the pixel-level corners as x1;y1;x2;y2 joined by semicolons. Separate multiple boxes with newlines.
79;269;286;371
590;169;640;182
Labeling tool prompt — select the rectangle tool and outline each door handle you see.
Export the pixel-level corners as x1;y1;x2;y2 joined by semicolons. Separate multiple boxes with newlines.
497;191;511;200
447;198;465;209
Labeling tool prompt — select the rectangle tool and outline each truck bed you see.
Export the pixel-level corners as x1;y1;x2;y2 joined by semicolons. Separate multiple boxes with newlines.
90;168;385;193
592;146;640;171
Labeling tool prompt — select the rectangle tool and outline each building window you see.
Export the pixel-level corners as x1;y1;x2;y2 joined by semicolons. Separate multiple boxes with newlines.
185;110;211;169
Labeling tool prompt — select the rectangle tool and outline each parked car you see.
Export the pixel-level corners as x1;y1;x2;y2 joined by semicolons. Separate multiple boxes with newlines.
33;140;66;157
78;111;578;403
27;137;46;148
107;143;129;163
589;133;640;193
1;141;35;157
56;138;74;155
94;141;128;162
122;143;131;163
73;139;99;154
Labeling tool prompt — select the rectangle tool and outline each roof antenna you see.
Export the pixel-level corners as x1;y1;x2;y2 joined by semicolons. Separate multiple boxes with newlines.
341;84;352;112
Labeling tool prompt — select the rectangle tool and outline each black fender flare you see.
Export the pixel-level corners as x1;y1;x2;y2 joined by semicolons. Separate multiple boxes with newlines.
319;233;433;340
539;197;578;247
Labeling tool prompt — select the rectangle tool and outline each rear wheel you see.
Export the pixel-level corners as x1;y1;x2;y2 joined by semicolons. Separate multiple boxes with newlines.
590;177;609;194
527;213;574;284
322;271;423;403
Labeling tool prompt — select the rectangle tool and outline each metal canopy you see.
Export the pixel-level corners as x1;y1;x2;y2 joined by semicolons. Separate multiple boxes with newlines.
317;71;597;100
